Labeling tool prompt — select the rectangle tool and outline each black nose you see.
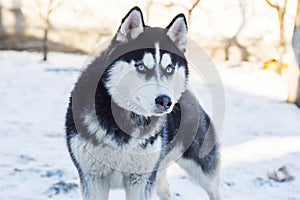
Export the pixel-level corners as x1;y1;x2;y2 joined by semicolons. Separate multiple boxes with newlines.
155;95;172;110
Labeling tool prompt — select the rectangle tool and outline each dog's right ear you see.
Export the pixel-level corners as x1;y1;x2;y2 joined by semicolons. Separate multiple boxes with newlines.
116;6;145;42
166;14;188;53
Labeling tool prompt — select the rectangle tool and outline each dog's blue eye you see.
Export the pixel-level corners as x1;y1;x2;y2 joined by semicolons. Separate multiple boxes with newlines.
138;65;145;71
165;64;175;74
135;62;146;72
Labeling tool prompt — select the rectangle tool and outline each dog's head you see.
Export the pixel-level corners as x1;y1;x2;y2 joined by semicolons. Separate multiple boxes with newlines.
105;6;188;117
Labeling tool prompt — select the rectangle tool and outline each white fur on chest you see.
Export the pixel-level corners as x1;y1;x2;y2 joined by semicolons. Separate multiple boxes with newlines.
69;113;163;188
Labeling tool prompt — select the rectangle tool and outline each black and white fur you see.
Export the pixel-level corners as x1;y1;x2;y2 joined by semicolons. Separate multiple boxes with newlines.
66;6;220;200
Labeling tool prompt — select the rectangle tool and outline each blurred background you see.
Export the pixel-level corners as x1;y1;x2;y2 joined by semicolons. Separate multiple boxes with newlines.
1;0;300;199
0;0;297;60
1;0;300;104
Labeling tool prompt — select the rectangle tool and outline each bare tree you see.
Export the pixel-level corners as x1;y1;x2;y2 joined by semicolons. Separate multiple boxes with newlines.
186;0;201;25
224;0;249;61
0;1;4;37
146;0;201;26
10;0;25;35
38;0;63;61
0;1;3;30
265;0;288;73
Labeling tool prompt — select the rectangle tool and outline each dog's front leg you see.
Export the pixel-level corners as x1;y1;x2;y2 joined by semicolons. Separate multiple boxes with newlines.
156;168;171;200
125;174;153;200
81;176;110;200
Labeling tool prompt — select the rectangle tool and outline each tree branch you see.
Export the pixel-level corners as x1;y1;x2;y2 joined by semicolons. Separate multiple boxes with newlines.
265;0;280;10
187;0;201;24
295;0;300;26
48;0;64;16
188;0;201;13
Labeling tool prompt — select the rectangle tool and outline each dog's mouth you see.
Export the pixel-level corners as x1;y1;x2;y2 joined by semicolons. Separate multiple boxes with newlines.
152;107;172;116
127;101;173;117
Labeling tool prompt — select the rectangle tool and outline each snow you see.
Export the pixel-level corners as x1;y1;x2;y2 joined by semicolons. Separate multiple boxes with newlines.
0;50;300;200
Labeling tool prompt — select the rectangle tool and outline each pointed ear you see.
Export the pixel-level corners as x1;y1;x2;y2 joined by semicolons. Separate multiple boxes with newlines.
166;14;188;53
116;6;145;42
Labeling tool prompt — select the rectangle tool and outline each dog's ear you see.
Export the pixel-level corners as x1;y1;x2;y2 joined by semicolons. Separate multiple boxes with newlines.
116;6;145;42
166;14;188;53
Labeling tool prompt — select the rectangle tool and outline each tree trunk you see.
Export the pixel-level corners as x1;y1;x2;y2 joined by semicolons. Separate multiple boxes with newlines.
288;0;300;107
293;0;300;65
278;10;286;73
0;4;3;29
224;37;249;61
265;0;288;73
43;28;48;61
224;0;248;61
0;4;5;37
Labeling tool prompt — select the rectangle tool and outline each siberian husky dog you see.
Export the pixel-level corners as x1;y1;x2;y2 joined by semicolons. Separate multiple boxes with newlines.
66;6;220;200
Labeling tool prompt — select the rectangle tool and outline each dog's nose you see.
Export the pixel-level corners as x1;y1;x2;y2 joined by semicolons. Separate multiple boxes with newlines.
155;95;172;110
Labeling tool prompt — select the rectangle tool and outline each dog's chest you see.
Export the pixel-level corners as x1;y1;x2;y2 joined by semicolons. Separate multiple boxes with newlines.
71;128;162;187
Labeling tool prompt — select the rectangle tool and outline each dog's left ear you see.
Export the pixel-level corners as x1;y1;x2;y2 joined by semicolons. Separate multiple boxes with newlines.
166;14;188;53
116;6;145;42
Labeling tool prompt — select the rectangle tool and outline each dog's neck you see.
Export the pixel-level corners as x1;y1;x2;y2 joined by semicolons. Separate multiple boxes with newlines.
109;99;165;132
129;112;152;127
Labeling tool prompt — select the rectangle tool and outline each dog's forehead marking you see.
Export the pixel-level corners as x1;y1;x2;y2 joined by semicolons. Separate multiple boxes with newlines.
142;53;155;69
155;43;160;66
154;42;161;79
161;53;172;69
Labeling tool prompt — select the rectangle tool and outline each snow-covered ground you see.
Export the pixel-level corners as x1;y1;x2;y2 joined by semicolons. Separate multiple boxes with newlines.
0;50;300;200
